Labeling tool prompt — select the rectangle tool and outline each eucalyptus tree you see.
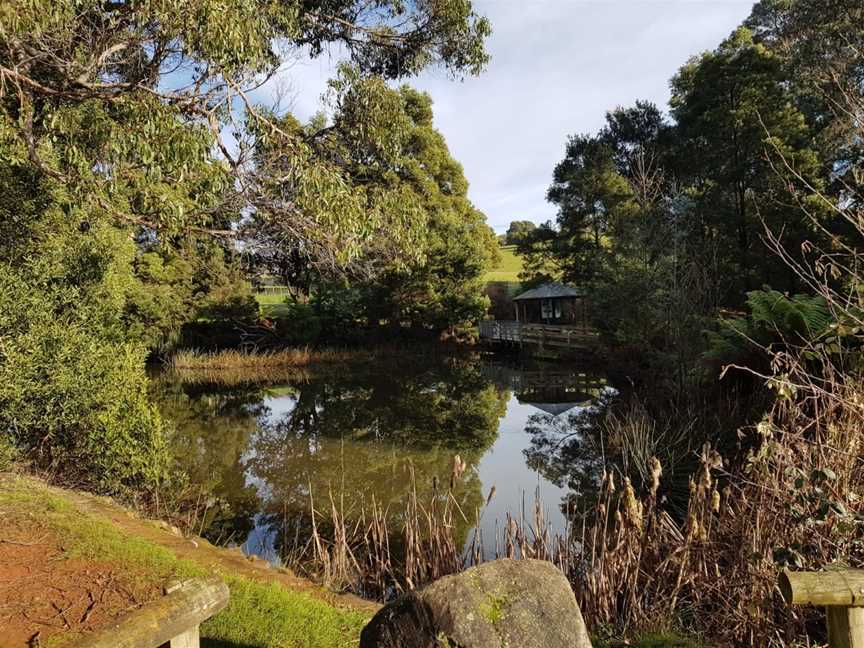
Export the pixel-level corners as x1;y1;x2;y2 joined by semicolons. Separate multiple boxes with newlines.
261;77;500;331
0;0;491;491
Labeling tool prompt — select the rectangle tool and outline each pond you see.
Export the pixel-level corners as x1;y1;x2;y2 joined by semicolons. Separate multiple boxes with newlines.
151;350;613;572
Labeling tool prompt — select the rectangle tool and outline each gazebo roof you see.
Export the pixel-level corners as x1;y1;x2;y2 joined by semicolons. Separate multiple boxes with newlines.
513;282;584;301
522;402;583;416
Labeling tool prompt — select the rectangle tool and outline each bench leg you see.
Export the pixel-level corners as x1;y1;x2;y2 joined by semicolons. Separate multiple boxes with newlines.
827;607;864;648
169;625;200;648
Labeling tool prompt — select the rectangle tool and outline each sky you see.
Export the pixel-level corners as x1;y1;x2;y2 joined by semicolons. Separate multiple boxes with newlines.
268;1;757;234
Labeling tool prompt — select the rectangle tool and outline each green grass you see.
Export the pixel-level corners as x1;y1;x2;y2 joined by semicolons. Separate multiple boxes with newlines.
0;477;370;648
484;244;523;282
204;577;368;648
255;292;293;318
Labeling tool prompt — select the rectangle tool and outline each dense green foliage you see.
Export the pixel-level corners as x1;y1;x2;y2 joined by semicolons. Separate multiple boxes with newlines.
705;289;833;370
504;220;537;246
519;3;858;388
254;80;499;332
0;0;492;491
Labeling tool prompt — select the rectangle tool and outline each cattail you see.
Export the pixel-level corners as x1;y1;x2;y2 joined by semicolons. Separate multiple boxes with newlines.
486;485;497;507
649;457;663;497
450;454;465;490
623;477;643;531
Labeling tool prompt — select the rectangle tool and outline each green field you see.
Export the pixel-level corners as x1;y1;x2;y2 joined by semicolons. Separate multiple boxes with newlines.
255;289;292;318
484;244;523;282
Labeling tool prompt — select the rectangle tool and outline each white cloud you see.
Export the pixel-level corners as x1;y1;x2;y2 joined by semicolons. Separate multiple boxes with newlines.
265;1;756;233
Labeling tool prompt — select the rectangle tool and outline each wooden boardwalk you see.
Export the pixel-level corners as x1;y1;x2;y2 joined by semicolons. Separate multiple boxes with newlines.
479;320;598;351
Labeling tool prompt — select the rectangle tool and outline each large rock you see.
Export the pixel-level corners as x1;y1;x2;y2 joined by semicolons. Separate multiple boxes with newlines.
360;559;592;648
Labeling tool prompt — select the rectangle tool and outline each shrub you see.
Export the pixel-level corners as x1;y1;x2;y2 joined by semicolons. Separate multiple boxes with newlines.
0;434;17;471
274;300;323;344
705;288;833;371
0;219;170;494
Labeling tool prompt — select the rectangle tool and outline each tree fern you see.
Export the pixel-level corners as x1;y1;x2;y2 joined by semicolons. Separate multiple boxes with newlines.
705;288;833;367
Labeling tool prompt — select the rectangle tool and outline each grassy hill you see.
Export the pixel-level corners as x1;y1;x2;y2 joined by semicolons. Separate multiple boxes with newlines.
484;244;523;283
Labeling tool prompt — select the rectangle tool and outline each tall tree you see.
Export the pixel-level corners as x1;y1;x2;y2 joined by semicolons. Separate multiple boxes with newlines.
278;80;499;332
505;220;537;246
670;27;825;299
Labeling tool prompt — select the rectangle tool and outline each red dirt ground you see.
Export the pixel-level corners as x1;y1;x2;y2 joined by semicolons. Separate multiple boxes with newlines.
0;520;161;648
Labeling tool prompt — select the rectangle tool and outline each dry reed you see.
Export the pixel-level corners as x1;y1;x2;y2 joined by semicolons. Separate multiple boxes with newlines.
169;347;364;370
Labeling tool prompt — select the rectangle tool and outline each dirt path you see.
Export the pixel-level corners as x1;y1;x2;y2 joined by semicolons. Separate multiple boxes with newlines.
0;521;164;648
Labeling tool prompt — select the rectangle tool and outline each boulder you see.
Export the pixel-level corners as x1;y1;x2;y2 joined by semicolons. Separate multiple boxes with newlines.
360;559;592;648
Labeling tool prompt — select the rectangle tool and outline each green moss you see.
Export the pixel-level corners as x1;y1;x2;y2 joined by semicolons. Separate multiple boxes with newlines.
0;477;370;648
479;592;509;625
202;576;368;648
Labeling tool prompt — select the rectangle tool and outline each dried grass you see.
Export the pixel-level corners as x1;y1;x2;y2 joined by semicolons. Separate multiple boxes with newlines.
169;347;363;370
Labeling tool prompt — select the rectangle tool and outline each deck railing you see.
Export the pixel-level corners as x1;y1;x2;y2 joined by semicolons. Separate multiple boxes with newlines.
479;320;597;349
479;320;522;342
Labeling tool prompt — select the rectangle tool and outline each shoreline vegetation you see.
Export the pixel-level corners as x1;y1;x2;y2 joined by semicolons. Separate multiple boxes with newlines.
283;363;859;647
0;473;372;648
169;347;367;371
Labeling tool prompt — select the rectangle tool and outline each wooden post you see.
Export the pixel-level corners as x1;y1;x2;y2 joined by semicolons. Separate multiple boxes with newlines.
72;576;229;648
779;570;864;647
827;607;864;648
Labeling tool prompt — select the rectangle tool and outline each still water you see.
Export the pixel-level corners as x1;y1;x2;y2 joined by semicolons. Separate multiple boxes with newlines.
151;351;611;565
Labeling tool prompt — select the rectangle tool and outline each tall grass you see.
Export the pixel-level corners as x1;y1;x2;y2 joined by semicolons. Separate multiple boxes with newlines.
169;347;364;370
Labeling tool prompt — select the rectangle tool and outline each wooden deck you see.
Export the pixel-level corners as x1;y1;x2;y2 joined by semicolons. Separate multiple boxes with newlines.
479;320;598;350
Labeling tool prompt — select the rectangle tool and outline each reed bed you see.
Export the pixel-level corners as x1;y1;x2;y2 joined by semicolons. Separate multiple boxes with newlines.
288;363;864;646
162;366;314;388
169;347;366;370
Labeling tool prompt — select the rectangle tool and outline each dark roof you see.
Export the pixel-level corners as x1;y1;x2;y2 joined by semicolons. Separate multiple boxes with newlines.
522;402;583;416
513;282;584;301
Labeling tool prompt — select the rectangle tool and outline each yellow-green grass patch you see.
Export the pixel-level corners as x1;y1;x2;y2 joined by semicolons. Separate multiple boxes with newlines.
484;245;523;283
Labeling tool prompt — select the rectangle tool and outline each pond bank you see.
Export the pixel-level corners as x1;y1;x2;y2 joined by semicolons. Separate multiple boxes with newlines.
0;473;374;648
0;472;709;648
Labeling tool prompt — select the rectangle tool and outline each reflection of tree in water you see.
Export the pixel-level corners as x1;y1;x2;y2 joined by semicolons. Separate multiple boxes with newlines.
247;357;509;565
271;357;509;449
523;389;617;514
150;375;265;545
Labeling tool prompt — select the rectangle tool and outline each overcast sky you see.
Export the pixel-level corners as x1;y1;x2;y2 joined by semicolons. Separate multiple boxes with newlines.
272;1;756;233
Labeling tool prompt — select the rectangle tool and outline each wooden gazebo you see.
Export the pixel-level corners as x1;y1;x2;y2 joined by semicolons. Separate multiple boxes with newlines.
479;282;596;354
513;282;588;327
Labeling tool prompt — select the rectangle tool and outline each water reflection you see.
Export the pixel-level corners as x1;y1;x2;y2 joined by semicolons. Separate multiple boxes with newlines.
523;390;617;508
151;353;610;563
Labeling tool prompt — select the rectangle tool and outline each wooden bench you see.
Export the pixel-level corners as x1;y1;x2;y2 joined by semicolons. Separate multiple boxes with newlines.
780;569;864;647
71;575;229;648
